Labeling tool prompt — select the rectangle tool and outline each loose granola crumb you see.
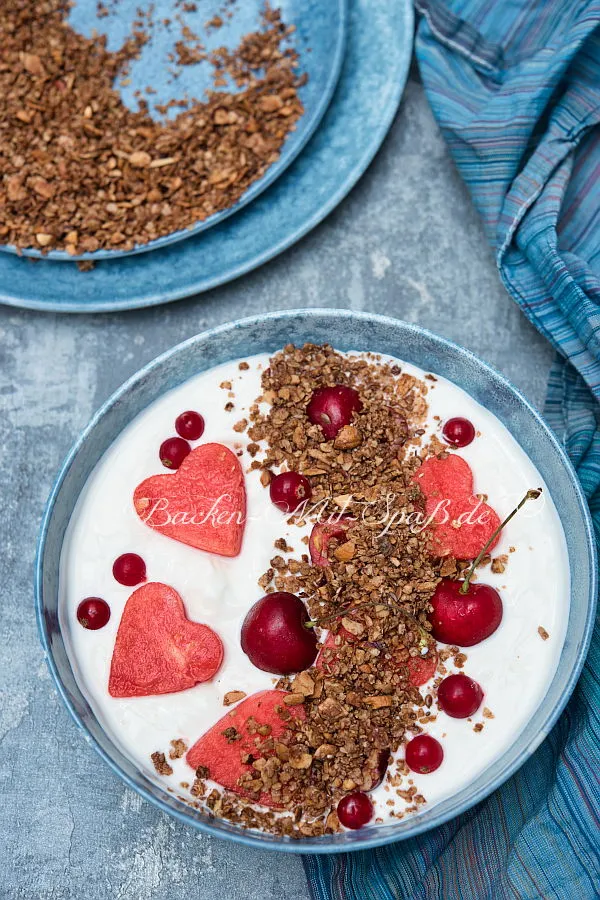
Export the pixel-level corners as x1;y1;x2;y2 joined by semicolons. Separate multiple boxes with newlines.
224;690;247;706
151;751;173;776
169;738;188;760
491;554;509;574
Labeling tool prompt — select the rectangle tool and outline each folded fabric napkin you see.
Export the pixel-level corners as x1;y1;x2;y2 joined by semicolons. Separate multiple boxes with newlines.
303;2;600;897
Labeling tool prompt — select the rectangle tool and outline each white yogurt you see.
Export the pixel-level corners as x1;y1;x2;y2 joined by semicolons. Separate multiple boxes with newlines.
58;352;569;825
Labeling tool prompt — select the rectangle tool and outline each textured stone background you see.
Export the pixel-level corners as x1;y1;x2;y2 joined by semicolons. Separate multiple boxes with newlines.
0;76;553;899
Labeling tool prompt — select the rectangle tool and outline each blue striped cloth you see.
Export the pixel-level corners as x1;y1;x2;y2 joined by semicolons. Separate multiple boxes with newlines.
303;2;600;896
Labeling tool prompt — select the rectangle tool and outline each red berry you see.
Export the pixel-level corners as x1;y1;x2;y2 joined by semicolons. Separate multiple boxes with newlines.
309;517;354;567
159;436;191;469
442;417;475;448
307;385;362;440
438;673;484;718
77;597;111;630
113;553;147;587
337;792;373;829
405;734;443;774
175;410;205;441
269;472;312;513
240;592;318;675
430;579;503;647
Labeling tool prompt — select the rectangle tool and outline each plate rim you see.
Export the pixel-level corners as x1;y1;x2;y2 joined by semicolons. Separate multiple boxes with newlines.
1;0;349;263
0;0;414;312
35;308;598;854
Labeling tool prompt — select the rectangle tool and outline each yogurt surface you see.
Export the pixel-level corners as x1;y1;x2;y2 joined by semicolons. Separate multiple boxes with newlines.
58;351;569;824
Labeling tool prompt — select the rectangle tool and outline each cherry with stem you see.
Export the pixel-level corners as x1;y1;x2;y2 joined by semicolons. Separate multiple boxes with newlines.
458;488;542;595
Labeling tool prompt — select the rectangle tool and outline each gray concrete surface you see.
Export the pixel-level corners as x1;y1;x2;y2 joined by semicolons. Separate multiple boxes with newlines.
0;75;553;899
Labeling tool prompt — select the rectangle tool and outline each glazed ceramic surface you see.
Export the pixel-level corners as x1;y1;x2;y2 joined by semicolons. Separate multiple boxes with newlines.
1;0;347;261
0;0;413;311
36;309;597;854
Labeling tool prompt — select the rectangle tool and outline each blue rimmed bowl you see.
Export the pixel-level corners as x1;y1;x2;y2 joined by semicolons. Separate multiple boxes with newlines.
35;309;597;853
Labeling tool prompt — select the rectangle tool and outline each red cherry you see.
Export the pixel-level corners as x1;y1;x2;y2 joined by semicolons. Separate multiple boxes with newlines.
159;436;191;469
442;417;475;448
240;592;318;675
309;517;354;567
430;579;503;647
438;673;484;718
337;791;373;829
77;597;111;630
112;553;147;587
269;472;312;513
175;410;205;441
307;385;363;440
405;734;443;774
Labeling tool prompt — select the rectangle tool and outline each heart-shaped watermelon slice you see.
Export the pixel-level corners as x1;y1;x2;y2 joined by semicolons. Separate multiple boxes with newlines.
413;454;501;559
109;582;223;698
133;443;246;557
186;690;305;806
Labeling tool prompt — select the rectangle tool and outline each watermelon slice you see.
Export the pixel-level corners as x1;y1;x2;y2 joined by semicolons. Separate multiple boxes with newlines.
133;443;246;557
413;455;501;559
108;582;223;698
186;690;305;806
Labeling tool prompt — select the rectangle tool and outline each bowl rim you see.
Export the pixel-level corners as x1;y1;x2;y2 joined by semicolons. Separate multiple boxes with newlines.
3;0;348;262
35;308;598;854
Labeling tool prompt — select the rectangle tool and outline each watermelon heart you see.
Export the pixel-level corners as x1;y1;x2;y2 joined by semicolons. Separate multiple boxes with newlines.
186;690;304;807
413;454;501;559
133;443;246;557
109;582;223;698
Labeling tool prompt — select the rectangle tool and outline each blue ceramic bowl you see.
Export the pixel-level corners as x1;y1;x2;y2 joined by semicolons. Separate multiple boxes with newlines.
6;0;347;262
36;309;597;853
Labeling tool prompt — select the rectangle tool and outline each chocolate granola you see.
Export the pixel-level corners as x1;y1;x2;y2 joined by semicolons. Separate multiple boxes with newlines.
0;2;304;255
169;345;472;837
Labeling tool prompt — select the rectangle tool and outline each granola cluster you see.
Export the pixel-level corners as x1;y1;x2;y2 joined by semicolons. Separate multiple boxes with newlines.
170;345;476;837
0;2;304;255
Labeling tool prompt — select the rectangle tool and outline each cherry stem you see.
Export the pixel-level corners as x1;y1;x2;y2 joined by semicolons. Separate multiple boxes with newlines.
459;488;542;595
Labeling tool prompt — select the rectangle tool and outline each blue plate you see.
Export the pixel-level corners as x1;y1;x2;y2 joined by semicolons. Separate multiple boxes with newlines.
36;309;597;853
0;0;413;311
2;0;347;261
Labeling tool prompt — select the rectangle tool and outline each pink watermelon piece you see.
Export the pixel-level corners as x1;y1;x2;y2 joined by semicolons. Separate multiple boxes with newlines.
413;455;501;559
109;582;223;698
186;690;305;806
407;652;438;687
133;443;246;557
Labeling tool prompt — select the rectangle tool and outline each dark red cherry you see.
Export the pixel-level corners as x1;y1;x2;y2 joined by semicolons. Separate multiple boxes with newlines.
159;436;191;469
442;417;475;448
307;385;362;440
337;791;373;829
240;592;318;675
269;472;312;513
405;734;443;774
175;410;205;441
113;553;146;587
77;597;111;630
430;579;503;647
438;673;484;718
